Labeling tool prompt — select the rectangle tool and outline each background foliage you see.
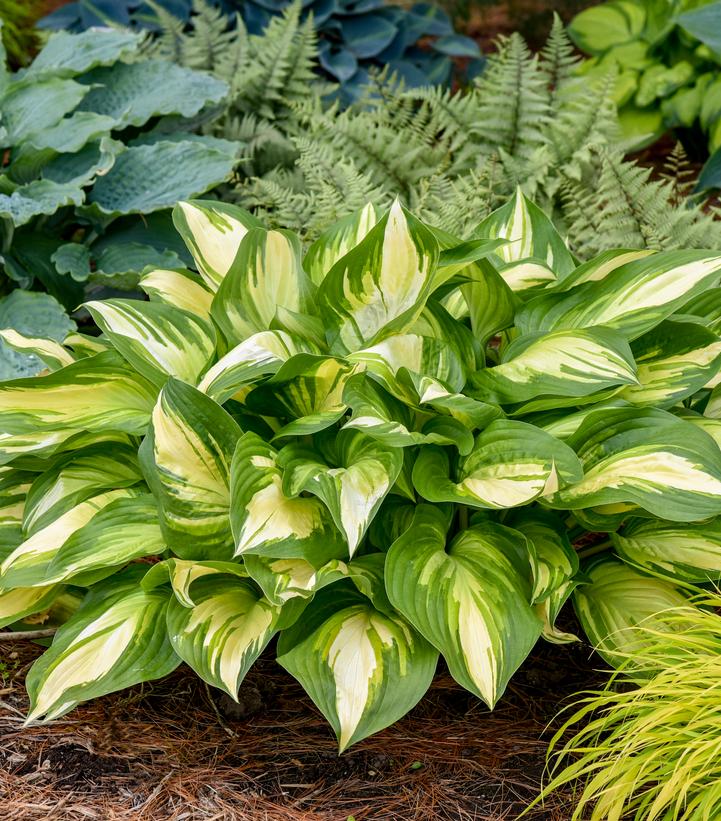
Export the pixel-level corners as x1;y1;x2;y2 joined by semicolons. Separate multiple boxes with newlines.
39;0;482;103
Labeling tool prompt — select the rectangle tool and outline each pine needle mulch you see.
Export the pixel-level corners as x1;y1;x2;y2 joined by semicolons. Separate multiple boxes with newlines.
0;634;601;821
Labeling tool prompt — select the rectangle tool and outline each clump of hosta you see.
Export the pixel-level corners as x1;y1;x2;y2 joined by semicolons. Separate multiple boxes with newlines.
3;189;721;751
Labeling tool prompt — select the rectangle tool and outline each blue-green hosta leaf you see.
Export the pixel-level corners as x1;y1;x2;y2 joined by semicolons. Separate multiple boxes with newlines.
471;327;637;404
42;136;120;186
413;421;583;509
77;60;228;129
25;572;179;722
11;111;117;183
549;249;654;293
140;379;241;559
22;443;142;536
245;354;355;437
229;432;346;561
211;228;315;347
85;299;216;388
0;77;89;144
0;330;75;373
0;179;85;227
612;518;721;584
43;495;165;586
244;554;349;606
85;140;238;218
386;505;541;706
619;321;721;408
517;250;721;340
142;558;248;608
198;331;319;405
472;188;575;291
172;200;264;291
0;584;64;629
573;557;689;667
280;430;403;556
277;583;437;752
166;575;280;700
139;269;214;319
304;203;381;285
510;510;580;643
318;200;440;355
546;407;721;521
0;488;138;589
0;351;158;436
27;29;140;78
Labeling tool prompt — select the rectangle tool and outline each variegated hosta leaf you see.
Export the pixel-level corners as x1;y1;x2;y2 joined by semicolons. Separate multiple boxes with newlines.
166;575;280;700
230;432;346;561
473;187;575;291
25;571;179;722
277;583;438;751
0;469;31;551
460;257;517;347
85;299;216;388
612;518;721;584
63;332;112;357
43;494;165;585
139;268;214;319
211;228;315;347
386;505;541;706
0;488;138;589
412;301;477;375
22;443;142;536
0;584;64;629
342;373;475;452
245;555;348;606
573;556;690;667
198;331;318;405
0;430;136;470
405;374;502;431
549;249;654;293
0;329;75;372
471;327;637;404
546;407;721;521
413;420;583;509
619;321;721;408
510;510;580;643
172;199;263;291
518;250;721;340
245;354;355;438
142;558;248;607
279;430;403;556
0;351;158;437
318;200;440;355
347;333;466;406
140;378;241;558
304;203;381;285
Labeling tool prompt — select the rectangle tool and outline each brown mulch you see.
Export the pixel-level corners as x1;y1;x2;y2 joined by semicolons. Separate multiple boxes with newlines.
0;630;602;821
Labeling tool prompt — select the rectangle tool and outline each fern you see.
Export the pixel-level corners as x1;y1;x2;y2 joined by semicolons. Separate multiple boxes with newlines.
148;6;721;253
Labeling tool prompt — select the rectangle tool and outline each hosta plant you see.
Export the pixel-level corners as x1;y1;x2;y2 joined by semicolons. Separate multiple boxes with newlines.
4;190;721;750
0;25;238;379
570;0;721;159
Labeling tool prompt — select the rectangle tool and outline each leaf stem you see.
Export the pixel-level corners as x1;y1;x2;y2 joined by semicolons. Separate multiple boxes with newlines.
577;539;613;560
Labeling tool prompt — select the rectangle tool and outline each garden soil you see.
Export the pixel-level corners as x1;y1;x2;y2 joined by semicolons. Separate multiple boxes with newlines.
0;626;602;821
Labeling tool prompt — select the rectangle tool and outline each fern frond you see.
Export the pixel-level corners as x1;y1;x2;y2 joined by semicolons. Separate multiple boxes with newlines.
662;141;696;205
471;33;550;162
540;12;581;110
